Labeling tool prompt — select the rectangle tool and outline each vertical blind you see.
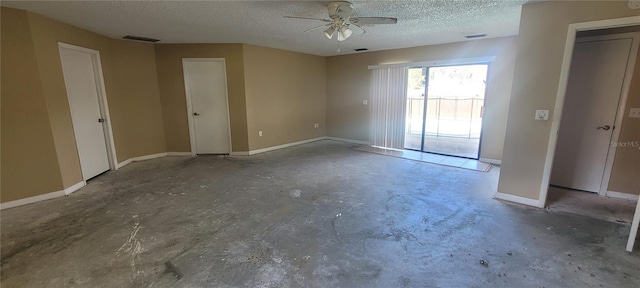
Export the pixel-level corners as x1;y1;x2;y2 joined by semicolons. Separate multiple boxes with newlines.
370;66;408;149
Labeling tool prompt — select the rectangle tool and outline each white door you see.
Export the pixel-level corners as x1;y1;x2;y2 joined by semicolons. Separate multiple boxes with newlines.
183;59;231;154
59;45;111;180
551;38;633;193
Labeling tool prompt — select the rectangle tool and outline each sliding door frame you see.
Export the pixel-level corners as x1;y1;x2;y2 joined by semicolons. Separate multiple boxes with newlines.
406;61;492;159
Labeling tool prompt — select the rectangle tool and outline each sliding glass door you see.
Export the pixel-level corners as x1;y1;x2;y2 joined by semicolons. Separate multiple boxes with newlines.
404;64;488;159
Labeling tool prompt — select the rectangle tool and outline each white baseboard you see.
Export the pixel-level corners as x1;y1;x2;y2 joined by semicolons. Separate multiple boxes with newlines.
479;158;502;165
325;137;369;145
3;151;173;209
1;180;88;210
117;152;168;169
607;191;639;201
1;190;66;210
494;192;541;207
167;152;193;156
116;159;132;169
230;151;250;156
129;152;168;161
64;181;86;195
247;137;326;155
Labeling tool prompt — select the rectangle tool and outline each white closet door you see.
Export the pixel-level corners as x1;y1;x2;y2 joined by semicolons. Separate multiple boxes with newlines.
183;59;231;154
60;46;110;180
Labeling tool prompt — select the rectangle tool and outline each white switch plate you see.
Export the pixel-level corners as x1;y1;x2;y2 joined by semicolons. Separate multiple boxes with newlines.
363;99;368;105
535;110;549;121
629;108;640;118
259;130;263;137
629;0;640;9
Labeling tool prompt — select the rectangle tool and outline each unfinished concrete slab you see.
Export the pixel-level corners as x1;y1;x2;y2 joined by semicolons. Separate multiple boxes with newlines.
1;140;638;287
547;186;637;225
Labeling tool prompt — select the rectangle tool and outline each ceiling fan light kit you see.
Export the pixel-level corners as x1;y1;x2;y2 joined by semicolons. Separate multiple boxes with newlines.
324;26;336;39
338;26;353;41
285;1;397;43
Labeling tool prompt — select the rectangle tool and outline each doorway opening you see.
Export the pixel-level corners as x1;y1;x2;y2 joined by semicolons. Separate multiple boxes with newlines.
404;64;489;159
544;27;640;251
549;30;639;198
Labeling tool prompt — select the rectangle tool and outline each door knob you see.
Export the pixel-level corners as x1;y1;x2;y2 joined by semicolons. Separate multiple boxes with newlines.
597;125;611;130
193;112;200;116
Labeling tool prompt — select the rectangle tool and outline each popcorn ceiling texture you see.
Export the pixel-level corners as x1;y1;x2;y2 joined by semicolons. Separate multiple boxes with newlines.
2;1;525;56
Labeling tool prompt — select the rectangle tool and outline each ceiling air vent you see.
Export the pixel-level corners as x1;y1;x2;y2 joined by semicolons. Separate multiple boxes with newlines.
122;35;160;43
464;34;487;39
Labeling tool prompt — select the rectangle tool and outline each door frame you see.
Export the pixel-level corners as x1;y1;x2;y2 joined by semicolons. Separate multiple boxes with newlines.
551;33;639;195
182;58;233;156
539;16;640;208
58;42;118;174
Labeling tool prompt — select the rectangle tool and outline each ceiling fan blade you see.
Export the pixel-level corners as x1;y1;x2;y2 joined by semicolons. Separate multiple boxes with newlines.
348;23;365;35
350;17;398;25
283;16;331;23
304;24;331;33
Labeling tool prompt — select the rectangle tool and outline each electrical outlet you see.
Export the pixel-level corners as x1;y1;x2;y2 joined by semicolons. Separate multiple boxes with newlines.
314;123;319;128
629;108;640;118
535;110;549;121
629;0;640;9
259;130;263;137
363;99;368;105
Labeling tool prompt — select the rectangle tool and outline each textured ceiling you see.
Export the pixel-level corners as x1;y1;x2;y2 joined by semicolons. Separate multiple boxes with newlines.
2;0;526;56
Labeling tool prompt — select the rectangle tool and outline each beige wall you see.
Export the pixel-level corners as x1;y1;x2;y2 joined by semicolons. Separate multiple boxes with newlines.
28;10;113;188
2;7;328;203
243;44;326;150
108;40;166;159
498;1;640;200
609;47;640;195
1;7;167;202
1;8;64;202
27;11;166;168
154;44;249;152
326;37;518;161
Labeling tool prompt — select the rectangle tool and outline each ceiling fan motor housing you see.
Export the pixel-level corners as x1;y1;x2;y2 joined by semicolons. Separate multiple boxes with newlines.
328;1;353;20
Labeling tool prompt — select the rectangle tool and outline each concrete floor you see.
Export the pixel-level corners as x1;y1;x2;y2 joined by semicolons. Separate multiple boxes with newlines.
1;140;638;288
547;186;637;225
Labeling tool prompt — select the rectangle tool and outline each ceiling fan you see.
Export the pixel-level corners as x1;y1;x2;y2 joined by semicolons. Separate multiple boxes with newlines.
284;1;397;42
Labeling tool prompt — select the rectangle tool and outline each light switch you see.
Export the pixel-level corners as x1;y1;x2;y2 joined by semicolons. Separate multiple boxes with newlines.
535;110;549;121
363;99;368;105
629;108;640;118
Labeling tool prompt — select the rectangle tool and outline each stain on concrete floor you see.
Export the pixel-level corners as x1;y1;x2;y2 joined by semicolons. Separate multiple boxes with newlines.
1;140;638;287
